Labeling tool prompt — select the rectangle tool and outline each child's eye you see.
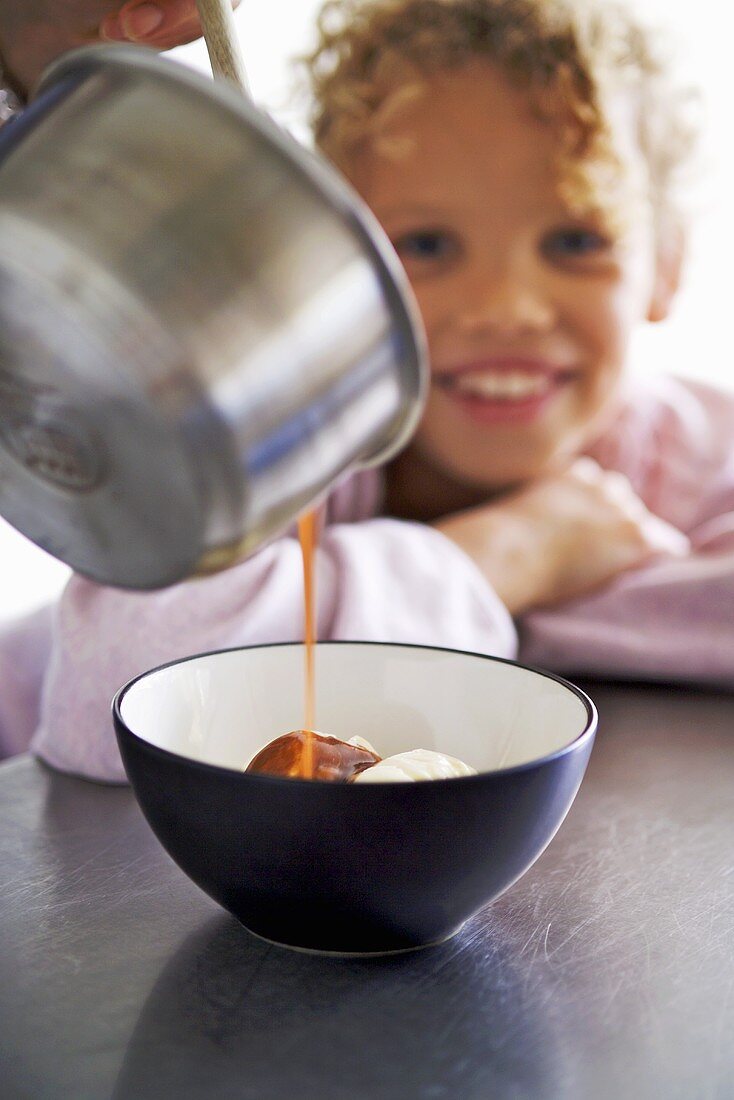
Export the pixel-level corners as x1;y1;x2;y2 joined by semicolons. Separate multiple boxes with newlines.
392;230;459;263
541;226;612;263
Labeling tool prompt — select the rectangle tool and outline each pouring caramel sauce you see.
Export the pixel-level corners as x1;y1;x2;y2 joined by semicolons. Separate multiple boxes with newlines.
245;508;383;781
298;509;318;778
243;507;475;784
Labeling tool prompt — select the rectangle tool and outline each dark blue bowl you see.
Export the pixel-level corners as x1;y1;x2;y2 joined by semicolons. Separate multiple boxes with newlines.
113;642;596;954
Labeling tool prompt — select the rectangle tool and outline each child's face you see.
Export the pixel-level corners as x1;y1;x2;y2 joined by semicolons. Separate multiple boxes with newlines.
348;61;678;490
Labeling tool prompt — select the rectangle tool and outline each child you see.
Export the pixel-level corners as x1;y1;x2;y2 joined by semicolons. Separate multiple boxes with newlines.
2;0;734;782
304;0;734;670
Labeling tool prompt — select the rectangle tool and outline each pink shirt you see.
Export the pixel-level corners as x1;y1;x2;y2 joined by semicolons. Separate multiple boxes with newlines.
1;374;733;782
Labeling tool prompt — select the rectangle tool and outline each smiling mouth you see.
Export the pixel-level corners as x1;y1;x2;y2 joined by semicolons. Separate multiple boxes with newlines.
435;361;576;422
446;370;553;400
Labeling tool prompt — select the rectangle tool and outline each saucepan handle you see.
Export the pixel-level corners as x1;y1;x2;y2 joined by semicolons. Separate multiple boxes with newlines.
195;0;250;93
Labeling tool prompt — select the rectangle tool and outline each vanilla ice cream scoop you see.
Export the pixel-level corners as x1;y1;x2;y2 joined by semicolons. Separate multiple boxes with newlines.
352;748;476;783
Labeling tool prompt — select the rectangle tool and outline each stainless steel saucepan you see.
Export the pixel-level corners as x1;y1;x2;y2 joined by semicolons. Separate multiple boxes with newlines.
0;44;426;588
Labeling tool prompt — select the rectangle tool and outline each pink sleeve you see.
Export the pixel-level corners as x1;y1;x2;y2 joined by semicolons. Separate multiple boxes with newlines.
0;603;55;759
518;533;734;687
31;519;516;782
520;378;734;687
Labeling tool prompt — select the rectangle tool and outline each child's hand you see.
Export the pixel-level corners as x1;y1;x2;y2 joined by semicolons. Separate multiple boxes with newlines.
435;458;690;616
0;0;240;96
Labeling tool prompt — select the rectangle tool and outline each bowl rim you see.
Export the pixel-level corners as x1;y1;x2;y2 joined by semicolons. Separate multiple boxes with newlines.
112;640;597;787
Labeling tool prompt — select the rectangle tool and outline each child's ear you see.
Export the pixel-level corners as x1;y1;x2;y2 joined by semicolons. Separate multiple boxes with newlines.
647;220;686;323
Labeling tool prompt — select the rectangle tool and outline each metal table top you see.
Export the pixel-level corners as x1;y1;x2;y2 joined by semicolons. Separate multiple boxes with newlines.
1;679;732;1099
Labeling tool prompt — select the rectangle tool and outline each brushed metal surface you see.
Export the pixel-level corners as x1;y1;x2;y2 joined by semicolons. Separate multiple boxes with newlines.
0;680;732;1099
0;46;426;589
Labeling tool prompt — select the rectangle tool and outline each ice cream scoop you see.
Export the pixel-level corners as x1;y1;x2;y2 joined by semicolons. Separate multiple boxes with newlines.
352;748;477;783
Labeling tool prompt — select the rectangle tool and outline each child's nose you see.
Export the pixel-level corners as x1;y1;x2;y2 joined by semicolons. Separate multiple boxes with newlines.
456;271;555;338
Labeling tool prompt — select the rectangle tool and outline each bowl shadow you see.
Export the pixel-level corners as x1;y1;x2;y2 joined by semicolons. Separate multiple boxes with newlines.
112;910;565;1099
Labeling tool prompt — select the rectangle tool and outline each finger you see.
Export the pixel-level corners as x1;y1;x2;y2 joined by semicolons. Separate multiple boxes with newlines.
643;515;691;558
102;0;240;48
601;470;634;498
569;457;603;483
600;470;644;512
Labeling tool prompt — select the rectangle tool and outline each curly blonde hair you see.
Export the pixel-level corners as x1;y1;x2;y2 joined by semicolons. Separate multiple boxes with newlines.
303;0;698;226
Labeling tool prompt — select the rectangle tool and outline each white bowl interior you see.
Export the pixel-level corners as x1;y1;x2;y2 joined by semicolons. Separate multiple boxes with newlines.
119;644;590;775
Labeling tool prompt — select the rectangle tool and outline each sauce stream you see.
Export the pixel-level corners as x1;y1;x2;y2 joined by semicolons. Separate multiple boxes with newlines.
297;509;318;778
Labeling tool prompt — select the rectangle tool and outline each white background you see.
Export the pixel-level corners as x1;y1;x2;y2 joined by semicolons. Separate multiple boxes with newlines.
1;0;732;621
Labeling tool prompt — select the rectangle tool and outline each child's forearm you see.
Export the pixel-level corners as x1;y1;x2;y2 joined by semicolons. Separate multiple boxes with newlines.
434;508;548;617
433;459;689;618
0;602;55;759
